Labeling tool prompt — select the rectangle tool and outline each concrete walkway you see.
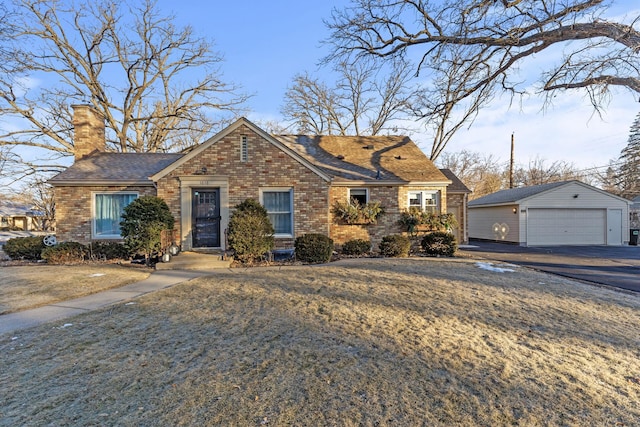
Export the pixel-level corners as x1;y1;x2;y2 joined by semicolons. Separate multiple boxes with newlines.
0;269;208;336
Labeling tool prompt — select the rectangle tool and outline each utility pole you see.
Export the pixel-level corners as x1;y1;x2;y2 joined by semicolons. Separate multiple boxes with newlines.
509;132;515;188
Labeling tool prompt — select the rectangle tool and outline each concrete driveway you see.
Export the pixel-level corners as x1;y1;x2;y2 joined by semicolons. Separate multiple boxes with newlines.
459;241;640;293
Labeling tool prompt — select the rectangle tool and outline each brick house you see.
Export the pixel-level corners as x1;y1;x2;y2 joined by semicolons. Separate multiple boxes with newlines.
49;105;467;252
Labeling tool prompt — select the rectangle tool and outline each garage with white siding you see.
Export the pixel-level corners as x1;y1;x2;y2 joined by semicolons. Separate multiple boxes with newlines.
468;180;630;246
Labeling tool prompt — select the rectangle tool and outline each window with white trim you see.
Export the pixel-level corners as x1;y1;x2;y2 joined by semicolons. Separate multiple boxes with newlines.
240;135;248;162
349;188;368;205
408;191;438;213
93;192;138;238
261;188;293;236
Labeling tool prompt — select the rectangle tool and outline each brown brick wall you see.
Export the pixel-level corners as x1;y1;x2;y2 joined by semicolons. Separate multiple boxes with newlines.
72;105;105;160
54;185;156;244
55;122;456;250
156;124;330;248
329;185;448;250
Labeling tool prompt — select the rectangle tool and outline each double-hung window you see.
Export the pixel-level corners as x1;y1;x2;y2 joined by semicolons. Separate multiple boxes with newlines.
408;191;438;214
261;188;293;237
93;192;138;238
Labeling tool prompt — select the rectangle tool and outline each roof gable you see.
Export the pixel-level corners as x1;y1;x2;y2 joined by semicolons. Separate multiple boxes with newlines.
274;135;449;184
150;117;331;182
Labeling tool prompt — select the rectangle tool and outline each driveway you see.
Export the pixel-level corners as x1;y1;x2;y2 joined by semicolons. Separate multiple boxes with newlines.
459;241;640;293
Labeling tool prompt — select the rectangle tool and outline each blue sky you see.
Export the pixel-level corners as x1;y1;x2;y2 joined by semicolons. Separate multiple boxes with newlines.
157;0;640;173
4;0;638;191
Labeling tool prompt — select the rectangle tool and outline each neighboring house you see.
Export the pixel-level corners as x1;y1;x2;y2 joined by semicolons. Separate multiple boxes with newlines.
0;201;43;231
468;180;630;246
50;105;467;251
439;168;471;244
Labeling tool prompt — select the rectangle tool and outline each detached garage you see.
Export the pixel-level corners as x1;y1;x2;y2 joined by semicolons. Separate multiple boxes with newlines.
468;180;630;246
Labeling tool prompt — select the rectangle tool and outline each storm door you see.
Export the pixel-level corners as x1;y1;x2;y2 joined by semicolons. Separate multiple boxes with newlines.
192;189;221;247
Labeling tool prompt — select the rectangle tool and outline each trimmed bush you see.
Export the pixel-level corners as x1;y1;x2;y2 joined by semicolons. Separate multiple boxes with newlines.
3;236;45;260
227;199;275;264
378;234;411;257
89;241;131;260
295;233;334;264
341;239;371;256
421;232;457;257
120;196;175;264
41;242;88;264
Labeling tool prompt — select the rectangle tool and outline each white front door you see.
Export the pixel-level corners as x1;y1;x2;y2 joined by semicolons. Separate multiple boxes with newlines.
607;209;623;245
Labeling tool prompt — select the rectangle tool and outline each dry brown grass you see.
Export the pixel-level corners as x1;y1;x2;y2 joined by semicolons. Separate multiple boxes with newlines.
0;264;151;314
1;258;639;426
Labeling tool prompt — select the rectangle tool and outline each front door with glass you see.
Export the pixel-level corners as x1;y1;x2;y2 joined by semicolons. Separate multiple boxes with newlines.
192;189;221;248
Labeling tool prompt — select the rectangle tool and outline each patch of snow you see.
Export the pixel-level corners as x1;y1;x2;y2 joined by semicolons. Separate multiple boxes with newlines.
59;323;73;329
475;262;515;273
88;273;105;277
11;336;18;341
125;302;136;305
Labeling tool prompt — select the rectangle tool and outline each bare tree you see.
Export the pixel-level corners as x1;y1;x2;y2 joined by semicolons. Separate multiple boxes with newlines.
595;160;623;196
327;0;640;158
0;0;247;180
439;150;588;198
21;177;56;231
281;59;417;135
512;157;586;187
437;150;505;199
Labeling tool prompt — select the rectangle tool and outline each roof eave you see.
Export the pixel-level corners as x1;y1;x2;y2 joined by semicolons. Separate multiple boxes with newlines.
48;179;155;187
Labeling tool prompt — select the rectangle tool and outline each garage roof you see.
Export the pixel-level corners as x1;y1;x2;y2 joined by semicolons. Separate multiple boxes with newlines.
469;181;570;207
468;180;630;207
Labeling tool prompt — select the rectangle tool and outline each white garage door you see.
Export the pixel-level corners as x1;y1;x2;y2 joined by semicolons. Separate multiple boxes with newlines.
527;208;606;245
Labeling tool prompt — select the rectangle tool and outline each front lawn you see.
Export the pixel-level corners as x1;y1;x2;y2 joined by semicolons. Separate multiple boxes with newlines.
1;258;638;425
0;264;151;314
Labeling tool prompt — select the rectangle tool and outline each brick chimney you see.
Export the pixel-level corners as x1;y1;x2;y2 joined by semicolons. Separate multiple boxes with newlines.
72;104;105;161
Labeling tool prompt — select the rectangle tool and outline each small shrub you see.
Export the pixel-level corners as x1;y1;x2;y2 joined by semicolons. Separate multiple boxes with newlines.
378;234;411;257
341;239;371;256
227;199;275;263
421;232;457;257
3;236;45;260
41;242;88;264
89;241;131;260
295;233;334;264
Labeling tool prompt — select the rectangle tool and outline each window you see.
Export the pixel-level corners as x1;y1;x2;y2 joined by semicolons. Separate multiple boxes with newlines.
93;192;138;238
240;135;248;162
261;188;293;236
408;191;438;213
349;188;368;205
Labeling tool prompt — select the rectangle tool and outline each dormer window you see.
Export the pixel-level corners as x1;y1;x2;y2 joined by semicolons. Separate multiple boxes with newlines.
240;135;248;162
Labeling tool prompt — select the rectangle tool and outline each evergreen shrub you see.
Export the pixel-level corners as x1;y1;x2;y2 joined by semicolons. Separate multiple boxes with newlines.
3;236;45;260
341;239;371;256
295;233;334;264
378;234;411;257
421;232;457;257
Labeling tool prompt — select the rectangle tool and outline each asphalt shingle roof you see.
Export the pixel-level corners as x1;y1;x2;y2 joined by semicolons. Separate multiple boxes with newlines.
50;132;448;186
439;169;471;193
468;181;572;207
274;135;448;183
49;152;184;184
